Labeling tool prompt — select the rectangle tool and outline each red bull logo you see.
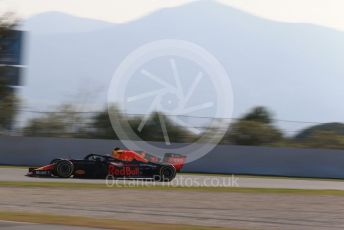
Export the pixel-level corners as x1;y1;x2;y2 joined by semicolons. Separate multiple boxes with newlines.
108;164;139;176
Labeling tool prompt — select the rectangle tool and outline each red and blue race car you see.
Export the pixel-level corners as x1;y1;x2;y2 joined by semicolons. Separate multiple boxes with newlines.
27;150;186;182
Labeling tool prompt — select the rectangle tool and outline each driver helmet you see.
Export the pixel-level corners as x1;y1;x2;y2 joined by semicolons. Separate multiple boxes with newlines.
112;147;123;158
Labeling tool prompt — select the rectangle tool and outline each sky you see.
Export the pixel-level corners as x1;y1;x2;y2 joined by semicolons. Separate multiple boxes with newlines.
0;0;344;31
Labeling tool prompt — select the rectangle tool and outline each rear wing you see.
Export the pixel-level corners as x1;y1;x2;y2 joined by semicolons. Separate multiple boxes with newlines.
133;151;187;172
163;153;187;172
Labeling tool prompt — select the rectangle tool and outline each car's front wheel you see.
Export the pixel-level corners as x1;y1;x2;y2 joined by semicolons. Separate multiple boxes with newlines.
53;160;74;178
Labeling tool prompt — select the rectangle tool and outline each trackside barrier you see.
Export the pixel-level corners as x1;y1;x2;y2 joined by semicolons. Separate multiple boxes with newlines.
1;136;344;178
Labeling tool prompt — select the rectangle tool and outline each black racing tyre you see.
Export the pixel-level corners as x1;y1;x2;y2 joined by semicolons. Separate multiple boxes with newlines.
157;165;176;182
50;158;61;164
53;160;74;178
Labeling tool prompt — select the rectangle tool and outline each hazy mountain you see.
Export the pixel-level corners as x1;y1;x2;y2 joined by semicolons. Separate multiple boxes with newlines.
19;0;344;130
295;123;344;139
21;11;115;34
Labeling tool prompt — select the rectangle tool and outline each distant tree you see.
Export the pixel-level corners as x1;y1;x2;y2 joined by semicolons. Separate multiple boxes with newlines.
129;112;197;143
222;106;283;146
224;120;283;146
241;106;272;124
88;105;121;139
87;108;196;142
23;104;84;137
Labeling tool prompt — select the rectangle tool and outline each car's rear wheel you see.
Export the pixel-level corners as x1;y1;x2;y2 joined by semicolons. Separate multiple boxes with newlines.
53;160;74;178
157;165;176;182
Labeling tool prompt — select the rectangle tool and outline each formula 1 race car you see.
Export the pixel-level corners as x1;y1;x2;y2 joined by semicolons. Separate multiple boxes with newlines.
27;151;185;182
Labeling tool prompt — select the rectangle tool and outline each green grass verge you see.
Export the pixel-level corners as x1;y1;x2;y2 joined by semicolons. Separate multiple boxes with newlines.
1;181;344;196
0;211;239;230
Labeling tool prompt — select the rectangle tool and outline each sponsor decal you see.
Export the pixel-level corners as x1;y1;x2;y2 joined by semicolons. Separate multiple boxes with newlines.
108;164;140;176
34;170;50;175
74;170;86;175
110;162;124;167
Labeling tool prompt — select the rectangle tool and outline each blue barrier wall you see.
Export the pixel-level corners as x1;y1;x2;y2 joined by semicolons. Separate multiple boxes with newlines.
1;136;344;178
183;144;344;178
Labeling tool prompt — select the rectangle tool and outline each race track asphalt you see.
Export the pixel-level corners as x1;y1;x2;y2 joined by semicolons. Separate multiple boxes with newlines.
1;168;344;230
0;168;344;190
1;186;344;230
